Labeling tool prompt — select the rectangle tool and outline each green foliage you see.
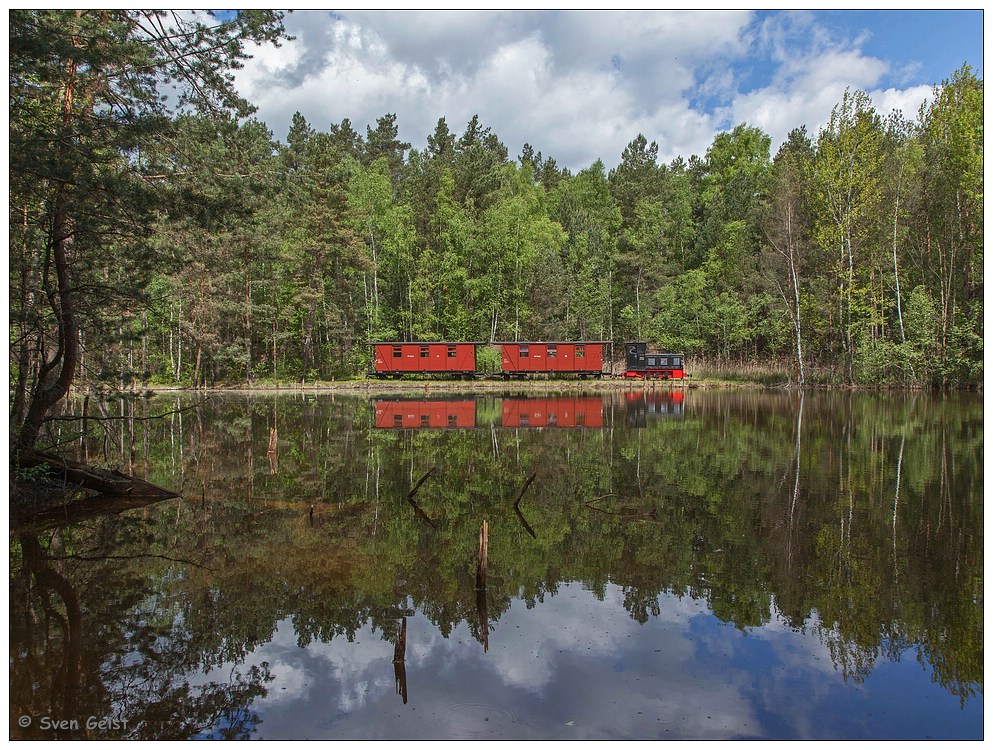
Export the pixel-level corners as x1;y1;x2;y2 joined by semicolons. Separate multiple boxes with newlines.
8;14;983;406
475;345;502;375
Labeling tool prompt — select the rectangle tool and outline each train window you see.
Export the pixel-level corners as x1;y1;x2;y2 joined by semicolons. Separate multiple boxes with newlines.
576;345;585;358
393;346;402;357
448;414;458;427
647;356;656;367
520;413;529;426
660;357;669;367
447;346;457;358
420;415;430;427
548;345;557;358
520;345;529;358
674;357;681;367
393;415;403;427
420;346;429;358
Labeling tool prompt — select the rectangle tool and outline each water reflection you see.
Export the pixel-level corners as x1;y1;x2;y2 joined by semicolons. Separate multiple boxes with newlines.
373;391;684;430
9;389;983;739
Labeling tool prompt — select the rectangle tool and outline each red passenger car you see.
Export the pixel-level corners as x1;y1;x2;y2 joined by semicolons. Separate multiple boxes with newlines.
372;342;481;378
496;341;608;378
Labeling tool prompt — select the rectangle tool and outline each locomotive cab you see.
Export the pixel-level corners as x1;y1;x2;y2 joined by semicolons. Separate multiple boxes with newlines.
626;342;648;371
623;341;685;380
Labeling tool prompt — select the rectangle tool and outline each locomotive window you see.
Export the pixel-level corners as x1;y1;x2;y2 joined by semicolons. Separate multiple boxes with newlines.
674;357;681;367
647;356;656;367
548;345;557;358
520;345;529;358
447;346;457;358
660;357;669;367
576;345;585;358
393;346;402;357
420;346;429;358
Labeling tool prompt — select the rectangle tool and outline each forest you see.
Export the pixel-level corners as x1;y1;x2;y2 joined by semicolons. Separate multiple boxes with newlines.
8;11;984;450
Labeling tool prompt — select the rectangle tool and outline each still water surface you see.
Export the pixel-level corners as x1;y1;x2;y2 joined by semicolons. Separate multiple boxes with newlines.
9;389;983;739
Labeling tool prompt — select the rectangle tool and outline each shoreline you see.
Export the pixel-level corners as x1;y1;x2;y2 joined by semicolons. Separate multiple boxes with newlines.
76;377;958;398
108;378;754;396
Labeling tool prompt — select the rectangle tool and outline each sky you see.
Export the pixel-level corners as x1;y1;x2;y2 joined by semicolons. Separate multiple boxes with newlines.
232;9;985;172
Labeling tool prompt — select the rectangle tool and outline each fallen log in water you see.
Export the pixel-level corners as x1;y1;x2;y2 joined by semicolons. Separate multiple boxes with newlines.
12;493;174;532
12;449;181;531
16;448;181;499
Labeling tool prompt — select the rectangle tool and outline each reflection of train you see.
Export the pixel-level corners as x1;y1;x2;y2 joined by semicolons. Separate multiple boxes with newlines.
371;341;684;380
501;397;603;428
374;399;477;429
624;391;685;427
373;393;684;430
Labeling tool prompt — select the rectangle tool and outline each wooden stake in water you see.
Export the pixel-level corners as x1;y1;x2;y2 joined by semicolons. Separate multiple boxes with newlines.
393;617;408;704
476;520;489;652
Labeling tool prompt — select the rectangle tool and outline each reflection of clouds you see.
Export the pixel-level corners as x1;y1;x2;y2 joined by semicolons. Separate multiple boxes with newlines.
754;608;839;677
182;583;972;739
202;586;765;738
484;583;761;739
488;583;655;692
258;621;395;715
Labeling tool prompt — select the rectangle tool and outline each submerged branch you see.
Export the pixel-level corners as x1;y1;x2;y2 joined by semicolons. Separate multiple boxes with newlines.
512;471;537;510
405;467;437;527
406;466;436;501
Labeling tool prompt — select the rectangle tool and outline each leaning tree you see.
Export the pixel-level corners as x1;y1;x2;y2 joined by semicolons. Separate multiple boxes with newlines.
9;10;288;454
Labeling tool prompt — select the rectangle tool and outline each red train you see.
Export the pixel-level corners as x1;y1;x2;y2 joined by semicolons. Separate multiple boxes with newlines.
372;342;483;378
495;341;608;379
370;341;684;380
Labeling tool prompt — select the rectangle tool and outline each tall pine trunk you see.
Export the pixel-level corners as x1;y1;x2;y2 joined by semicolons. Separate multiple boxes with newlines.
19;43;81;450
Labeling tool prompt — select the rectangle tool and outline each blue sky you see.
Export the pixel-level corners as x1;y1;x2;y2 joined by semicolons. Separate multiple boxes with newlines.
232;9;984;171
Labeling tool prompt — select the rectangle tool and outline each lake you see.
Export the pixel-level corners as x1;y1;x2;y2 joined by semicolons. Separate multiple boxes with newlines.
9;388;983;740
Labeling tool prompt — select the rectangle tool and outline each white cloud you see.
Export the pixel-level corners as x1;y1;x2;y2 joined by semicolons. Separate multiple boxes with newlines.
870;85;934;121
233;10;954;171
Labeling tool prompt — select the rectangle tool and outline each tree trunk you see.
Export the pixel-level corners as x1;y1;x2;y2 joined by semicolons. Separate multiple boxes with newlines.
244;244;253;384
892;193;906;343
12;205;39;430
18;50;81;450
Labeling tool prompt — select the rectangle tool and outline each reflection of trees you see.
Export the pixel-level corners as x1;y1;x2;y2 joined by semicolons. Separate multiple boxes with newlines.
10;520;272;740
12;389;982;730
